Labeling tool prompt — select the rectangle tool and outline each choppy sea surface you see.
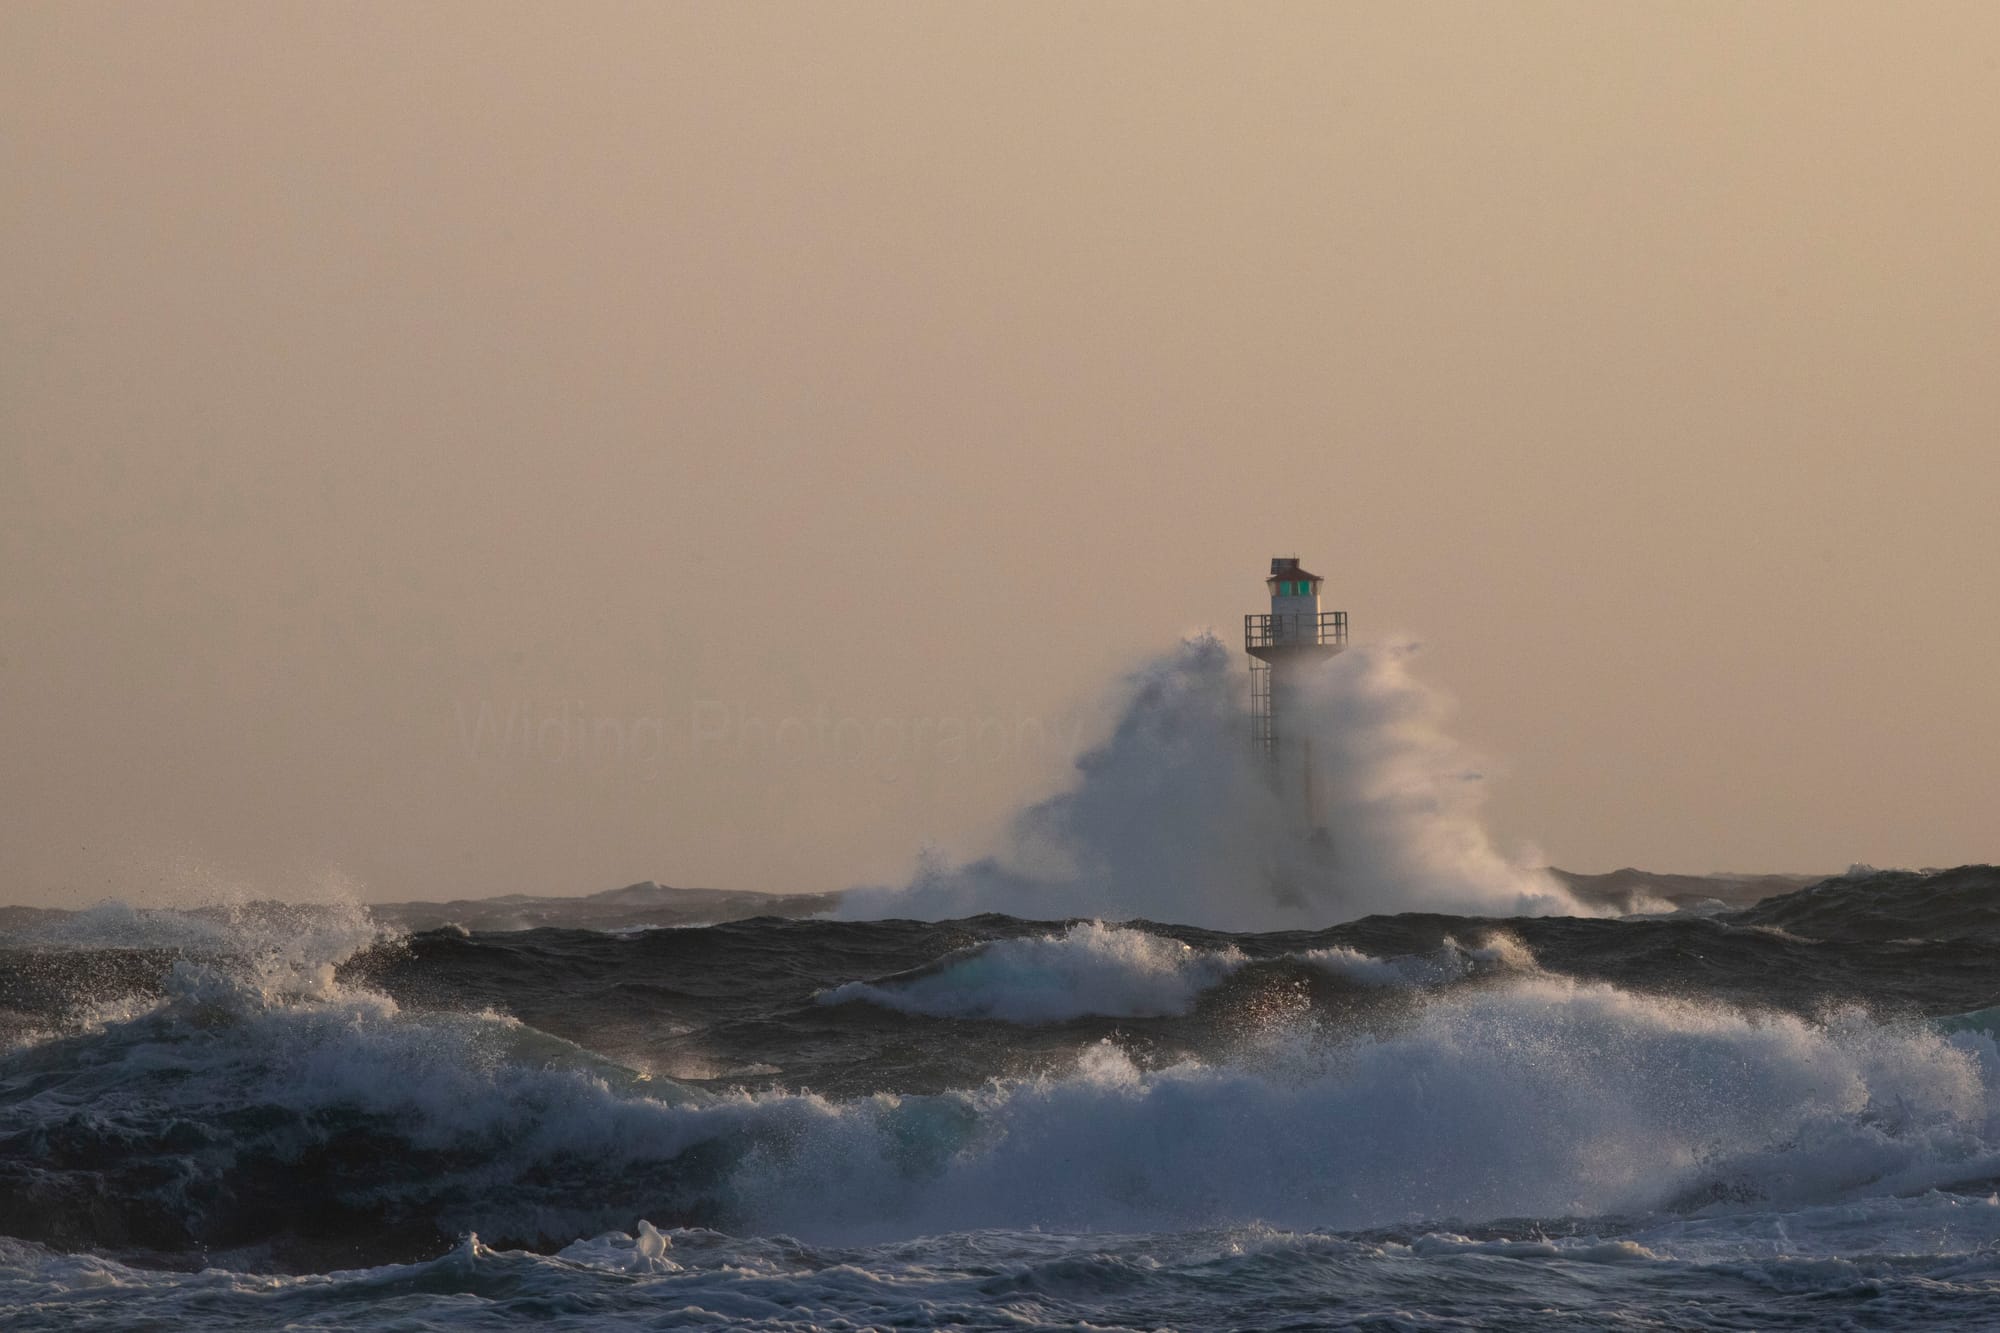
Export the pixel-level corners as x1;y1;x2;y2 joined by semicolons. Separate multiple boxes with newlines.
5;866;2000;1330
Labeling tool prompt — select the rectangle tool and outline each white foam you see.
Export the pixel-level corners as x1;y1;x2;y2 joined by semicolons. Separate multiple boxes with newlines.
728;979;2000;1241
1299;933;1536;988
14;897;392;1001
817;922;1246;1022
557;1220;679;1274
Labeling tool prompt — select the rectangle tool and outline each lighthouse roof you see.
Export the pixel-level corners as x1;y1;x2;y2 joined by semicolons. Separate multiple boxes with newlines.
1268;557;1324;583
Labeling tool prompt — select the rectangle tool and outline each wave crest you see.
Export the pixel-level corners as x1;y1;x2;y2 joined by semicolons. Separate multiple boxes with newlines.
817;922;1247;1022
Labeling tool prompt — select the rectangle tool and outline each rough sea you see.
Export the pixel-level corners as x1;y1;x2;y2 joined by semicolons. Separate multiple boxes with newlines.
5;865;2000;1331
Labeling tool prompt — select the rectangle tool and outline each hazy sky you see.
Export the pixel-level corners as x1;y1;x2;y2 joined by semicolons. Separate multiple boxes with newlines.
4;4;1996;908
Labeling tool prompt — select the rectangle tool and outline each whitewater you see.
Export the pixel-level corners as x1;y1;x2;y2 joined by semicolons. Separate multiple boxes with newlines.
4;642;1999;1329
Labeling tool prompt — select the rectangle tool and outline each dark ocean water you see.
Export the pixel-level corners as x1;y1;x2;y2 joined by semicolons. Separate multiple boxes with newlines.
4;866;2000;1330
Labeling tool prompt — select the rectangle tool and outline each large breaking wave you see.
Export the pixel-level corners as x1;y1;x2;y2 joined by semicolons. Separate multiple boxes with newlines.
7;899;2000;1269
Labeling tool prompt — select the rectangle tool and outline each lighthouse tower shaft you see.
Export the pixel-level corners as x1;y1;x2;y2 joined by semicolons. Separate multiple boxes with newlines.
1245;557;1347;834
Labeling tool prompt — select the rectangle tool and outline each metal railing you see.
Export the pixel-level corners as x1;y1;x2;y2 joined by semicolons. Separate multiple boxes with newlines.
1244;610;1348;651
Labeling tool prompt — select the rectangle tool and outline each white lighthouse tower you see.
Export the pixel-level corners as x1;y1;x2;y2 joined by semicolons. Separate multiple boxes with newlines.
1245;556;1348;836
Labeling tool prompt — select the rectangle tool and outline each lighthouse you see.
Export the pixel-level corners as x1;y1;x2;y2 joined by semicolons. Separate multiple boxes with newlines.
1245;556;1348;836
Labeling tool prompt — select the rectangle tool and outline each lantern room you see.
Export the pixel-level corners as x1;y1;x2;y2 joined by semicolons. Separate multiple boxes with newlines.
1264;556;1323;644
1267;556;1321;614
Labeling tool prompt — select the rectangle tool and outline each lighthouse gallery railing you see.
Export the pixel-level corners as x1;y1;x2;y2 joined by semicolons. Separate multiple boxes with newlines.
1244;611;1348;651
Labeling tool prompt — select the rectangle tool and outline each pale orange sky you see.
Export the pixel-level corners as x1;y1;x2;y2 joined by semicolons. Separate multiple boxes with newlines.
3;4;1996;908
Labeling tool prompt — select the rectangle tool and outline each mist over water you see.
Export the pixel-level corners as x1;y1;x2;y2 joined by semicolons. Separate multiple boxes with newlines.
841;636;1584;929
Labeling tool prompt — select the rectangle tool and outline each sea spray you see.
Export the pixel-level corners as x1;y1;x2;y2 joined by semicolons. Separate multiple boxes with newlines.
839;636;1583;929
